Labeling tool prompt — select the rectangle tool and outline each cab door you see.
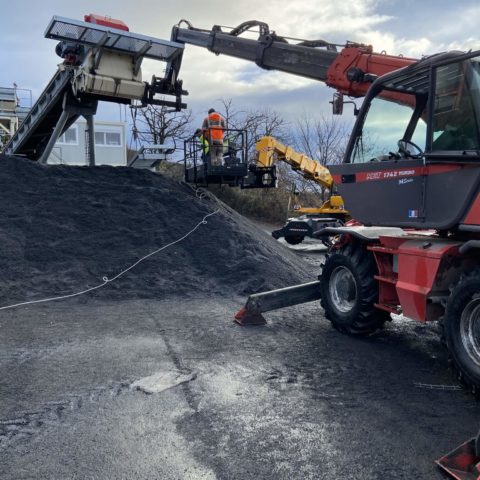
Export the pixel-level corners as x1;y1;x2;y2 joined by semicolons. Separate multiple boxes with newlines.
330;91;428;227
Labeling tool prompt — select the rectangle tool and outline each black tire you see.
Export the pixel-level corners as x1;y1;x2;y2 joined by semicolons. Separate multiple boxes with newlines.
285;235;304;245
320;241;389;335
443;270;480;395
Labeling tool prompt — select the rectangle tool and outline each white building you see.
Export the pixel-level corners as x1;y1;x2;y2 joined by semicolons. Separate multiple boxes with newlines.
0;87;29;148
48;119;127;166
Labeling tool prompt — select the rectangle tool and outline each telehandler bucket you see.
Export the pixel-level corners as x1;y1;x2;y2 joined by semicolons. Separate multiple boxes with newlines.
436;430;480;480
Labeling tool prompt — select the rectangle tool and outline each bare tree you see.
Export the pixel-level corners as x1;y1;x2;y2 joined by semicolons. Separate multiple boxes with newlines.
130;104;193;150
218;99;288;155
218;98;239;129
221;99;296;194
295;114;350;167
291;114;351;200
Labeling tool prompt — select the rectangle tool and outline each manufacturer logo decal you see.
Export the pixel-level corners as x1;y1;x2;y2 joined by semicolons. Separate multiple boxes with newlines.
365;169;417;181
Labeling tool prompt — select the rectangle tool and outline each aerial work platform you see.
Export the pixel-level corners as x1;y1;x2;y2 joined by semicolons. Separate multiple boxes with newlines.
184;129;251;187
184;128;278;188
3;14;187;164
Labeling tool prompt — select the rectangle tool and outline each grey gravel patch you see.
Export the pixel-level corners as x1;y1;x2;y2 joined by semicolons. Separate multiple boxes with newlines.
0;154;310;306
0;380;131;452
131;370;197;394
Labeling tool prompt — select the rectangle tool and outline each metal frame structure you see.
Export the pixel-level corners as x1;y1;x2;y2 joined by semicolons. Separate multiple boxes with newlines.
45;16;184;66
0;87;20;148
128;144;176;169
3;15;187;165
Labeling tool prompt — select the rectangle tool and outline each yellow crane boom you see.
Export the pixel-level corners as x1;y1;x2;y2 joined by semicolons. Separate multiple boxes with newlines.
255;136;348;216
256;136;334;189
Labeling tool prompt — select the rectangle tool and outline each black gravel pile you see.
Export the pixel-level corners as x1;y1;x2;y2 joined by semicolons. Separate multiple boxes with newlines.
0;155;310;305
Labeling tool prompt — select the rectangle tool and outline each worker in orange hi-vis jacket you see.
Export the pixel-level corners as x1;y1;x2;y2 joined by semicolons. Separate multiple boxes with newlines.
202;108;226;166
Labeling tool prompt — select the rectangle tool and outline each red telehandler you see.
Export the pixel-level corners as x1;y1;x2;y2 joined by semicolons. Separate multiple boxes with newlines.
171;20;480;478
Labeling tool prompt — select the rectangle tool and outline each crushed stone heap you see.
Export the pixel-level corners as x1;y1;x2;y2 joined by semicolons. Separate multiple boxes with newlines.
0;155;311;306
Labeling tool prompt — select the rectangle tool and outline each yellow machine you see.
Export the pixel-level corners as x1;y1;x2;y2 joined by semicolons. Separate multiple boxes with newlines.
255;136;349;244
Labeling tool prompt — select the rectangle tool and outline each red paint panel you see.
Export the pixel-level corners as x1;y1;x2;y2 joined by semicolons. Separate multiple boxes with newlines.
325;46;416;98
396;254;439;321
84;14;129;31
332;174;342;184
382;238;459;322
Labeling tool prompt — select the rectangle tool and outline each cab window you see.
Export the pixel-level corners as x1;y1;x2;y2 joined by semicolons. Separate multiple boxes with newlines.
352;94;427;163
432;57;480;151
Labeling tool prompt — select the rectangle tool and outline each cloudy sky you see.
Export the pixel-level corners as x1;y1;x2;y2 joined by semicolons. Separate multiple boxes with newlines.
2;0;479;125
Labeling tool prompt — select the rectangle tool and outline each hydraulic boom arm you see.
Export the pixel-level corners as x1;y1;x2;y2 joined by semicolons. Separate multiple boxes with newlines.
254;136;347;219
171;20;417;97
255;136;334;189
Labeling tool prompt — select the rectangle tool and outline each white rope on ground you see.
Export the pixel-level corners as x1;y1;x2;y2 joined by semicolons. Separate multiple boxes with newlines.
0;209;219;312
413;382;461;391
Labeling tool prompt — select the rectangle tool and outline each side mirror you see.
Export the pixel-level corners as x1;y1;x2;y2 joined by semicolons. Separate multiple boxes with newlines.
331;92;360;116
331;92;344;115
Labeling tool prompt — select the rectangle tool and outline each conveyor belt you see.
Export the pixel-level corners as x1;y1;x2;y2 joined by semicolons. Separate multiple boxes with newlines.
4;68;75;160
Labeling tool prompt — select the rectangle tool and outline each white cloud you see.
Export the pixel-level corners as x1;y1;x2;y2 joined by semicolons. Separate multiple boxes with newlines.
1;0;480;125
353;30;434;58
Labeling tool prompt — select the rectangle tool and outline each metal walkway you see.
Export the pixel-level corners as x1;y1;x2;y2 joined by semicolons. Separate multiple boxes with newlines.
128;144;176;169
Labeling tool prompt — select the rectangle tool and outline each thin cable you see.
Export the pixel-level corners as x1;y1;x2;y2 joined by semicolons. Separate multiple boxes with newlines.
413;382;461;391
0;209;219;312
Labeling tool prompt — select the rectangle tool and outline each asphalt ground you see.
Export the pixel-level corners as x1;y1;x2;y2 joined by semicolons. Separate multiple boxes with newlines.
1;237;479;479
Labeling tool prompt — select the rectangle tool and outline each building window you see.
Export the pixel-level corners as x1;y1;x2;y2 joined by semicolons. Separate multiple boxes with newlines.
95;130;122;146
57;126;78;145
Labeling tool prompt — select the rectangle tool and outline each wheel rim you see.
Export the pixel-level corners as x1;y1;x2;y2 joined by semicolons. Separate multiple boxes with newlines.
460;298;480;368
329;266;357;313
